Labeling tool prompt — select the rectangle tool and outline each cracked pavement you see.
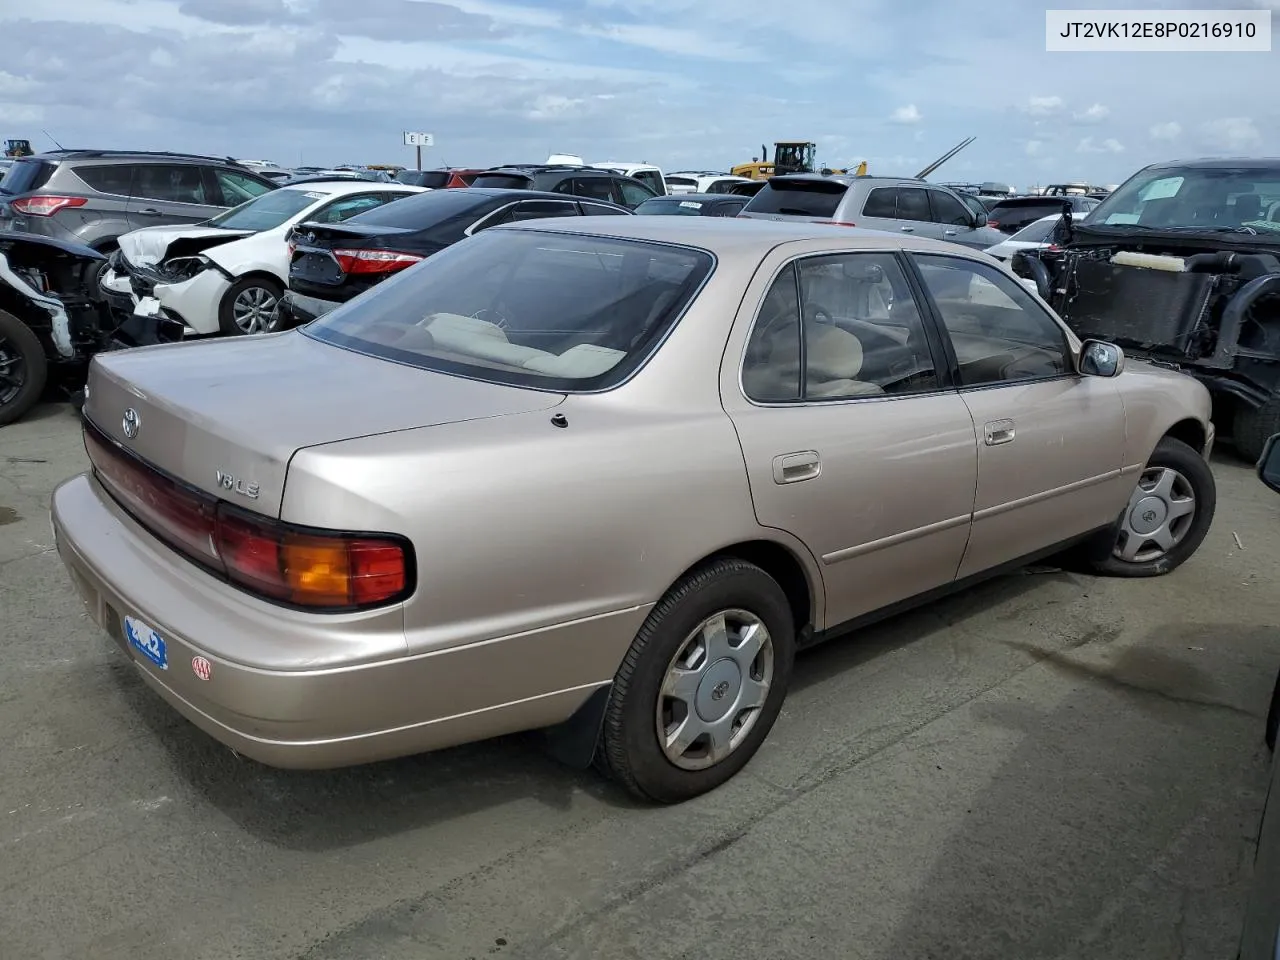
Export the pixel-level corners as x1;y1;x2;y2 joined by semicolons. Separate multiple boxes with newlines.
2;402;1280;959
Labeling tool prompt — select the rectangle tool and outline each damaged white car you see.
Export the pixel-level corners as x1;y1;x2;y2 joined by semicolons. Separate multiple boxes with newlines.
100;181;426;337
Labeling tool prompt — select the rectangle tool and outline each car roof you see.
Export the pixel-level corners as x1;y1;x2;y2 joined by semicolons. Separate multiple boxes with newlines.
278;180;422;196
499;213;980;257
1141;157;1280;170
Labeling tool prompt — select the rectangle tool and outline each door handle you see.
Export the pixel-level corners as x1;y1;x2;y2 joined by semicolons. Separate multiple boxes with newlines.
944;229;957;236
773;451;821;484
137;208;163;217
984;419;1015;445
900;225;914;232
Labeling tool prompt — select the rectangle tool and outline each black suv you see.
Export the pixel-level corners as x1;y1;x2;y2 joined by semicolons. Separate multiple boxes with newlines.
469;165;658;209
0;150;278;290
1020;158;1280;461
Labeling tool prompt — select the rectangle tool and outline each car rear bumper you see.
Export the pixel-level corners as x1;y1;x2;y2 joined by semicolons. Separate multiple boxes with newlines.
279;290;341;326
51;472;638;768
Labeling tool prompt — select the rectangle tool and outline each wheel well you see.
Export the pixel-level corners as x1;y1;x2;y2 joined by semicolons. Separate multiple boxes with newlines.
694;540;814;636
1164;417;1207;454
234;270;283;290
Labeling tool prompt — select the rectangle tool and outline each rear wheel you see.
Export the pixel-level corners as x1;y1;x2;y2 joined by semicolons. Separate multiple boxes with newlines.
596;558;795;803
0;310;48;426
1088;436;1215;578
1234;396;1280;464
219;276;283;336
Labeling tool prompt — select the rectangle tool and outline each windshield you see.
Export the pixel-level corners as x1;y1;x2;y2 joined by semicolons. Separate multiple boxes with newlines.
1085;164;1280;233
206;188;325;230
305;228;714;391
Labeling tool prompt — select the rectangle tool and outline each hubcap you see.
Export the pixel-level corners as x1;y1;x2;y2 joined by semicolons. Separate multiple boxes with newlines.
232;286;279;334
1113;466;1196;563
0;335;26;406
655;609;774;771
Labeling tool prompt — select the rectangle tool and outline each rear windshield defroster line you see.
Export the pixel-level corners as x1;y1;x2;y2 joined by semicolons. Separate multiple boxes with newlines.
303;228;715;393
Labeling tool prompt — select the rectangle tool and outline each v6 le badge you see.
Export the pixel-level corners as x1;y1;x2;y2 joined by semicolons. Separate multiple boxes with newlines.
216;469;260;500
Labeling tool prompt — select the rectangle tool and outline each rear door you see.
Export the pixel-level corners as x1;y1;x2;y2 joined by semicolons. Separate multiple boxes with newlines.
909;251;1128;577
125;164;222;228
722;248;977;630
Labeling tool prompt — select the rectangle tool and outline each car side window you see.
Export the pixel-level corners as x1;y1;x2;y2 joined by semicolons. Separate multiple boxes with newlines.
632;171;664;195
912;253;1072;386
861;187;896;218
571;177;617;203
896;188;931;222
74;164;134;196
134;164;208;204
579;201;629;216
511;199;578;221
742;253;938;402
716;200;746;217
929;190;972;226
615;179;655;208
310;193;387;224
216;169;273;205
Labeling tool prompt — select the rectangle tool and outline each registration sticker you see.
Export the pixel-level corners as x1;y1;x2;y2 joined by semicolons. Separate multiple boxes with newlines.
124;616;168;670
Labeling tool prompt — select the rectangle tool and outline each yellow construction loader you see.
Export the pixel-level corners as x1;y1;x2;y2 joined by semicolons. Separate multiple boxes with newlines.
731;141;866;180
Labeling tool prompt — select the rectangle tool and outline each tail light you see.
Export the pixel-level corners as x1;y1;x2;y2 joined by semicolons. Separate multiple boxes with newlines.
286;241;296;259
332;248;424;275
1047;243;1062;252
815;220;857;227
84;425;412;611
11;195;88;216
986;219;999;228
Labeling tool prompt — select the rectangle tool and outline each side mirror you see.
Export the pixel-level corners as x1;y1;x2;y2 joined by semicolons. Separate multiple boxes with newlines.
973;210;987;229
1079;339;1124;377
1259;433;1280;493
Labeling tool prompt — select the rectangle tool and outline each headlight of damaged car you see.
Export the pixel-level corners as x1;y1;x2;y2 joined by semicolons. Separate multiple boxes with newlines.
160;254;213;282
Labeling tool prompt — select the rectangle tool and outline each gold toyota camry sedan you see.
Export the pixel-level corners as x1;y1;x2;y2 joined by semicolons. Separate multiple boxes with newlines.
51;217;1217;803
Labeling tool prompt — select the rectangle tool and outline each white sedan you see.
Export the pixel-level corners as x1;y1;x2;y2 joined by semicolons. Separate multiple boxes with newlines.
982;213;1063;261
101;181;426;337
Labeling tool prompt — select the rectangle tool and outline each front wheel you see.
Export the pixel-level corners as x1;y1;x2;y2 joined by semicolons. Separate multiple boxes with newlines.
1088;436;1216;578
0;309;48;426
596;558;795;803
219;276;283;336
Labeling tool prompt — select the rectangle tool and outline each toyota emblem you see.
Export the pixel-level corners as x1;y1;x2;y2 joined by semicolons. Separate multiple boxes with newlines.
122;408;141;439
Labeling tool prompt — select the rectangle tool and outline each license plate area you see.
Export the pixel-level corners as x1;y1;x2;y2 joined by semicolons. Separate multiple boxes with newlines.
123;615;168;670
292;251;342;284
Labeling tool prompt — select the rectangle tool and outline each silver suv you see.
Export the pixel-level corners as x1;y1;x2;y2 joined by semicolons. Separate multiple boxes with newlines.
739;174;1007;250
0;149;277;261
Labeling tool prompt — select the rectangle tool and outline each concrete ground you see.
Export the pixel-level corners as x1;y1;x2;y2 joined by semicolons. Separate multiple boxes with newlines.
3;401;1279;960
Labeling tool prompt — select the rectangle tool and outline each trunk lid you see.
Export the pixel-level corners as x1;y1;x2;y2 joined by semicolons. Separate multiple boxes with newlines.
288;221;427;301
83;331;565;518
119;225;255;268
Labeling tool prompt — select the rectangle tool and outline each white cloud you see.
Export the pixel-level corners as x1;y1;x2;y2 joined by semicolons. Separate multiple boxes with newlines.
890;103;921;124
1025;95;1064;116
1073;103;1109;123
1149;121;1181;141
1201;116;1260;151
1077;137;1124;153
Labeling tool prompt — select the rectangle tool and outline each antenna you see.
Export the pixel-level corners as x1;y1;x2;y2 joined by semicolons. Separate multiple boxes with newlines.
42;129;65;150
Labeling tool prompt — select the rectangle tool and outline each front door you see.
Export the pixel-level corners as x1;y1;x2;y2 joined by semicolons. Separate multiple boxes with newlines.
723;248;978;631
909;252;1128;579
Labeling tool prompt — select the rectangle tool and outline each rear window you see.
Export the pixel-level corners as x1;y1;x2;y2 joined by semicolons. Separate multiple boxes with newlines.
397;170;450;188
636;198;705;216
470;173;533;190
0;158;55;195
743;178;847;218
339;189;494;230
305;229;714;392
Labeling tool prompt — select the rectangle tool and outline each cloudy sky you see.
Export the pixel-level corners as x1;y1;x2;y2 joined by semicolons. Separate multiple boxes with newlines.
1;0;1277;188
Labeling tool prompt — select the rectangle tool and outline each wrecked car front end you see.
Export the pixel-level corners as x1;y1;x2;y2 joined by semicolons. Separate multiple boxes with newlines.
0;232;181;423
1016;160;1280;460
104;228;252;337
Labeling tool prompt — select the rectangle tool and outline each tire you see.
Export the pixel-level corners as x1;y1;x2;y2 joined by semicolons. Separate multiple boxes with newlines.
1234;396;1280;464
1088;436;1216;578
0;309;48;426
218;276;283;336
82;244;116;303
596;558;795;803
